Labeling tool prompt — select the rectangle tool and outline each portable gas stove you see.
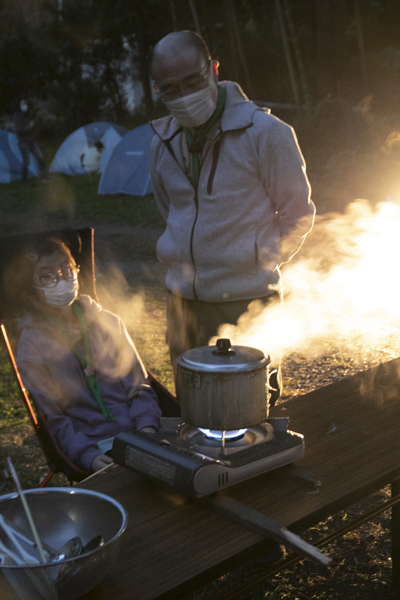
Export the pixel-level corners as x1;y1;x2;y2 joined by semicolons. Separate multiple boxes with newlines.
111;417;304;498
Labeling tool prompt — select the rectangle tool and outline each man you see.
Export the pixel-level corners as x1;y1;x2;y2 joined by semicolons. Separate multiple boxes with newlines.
13;99;48;181
149;31;315;403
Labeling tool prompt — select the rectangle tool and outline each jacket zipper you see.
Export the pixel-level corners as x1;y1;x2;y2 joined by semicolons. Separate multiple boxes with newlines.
189;131;223;299
153;124;224;300
190;188;200;299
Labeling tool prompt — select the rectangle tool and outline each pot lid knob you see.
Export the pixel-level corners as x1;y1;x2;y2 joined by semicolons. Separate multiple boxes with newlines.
212;338;236;356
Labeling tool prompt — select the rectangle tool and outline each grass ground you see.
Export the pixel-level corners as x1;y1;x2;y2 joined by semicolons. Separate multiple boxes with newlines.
1;131;400;599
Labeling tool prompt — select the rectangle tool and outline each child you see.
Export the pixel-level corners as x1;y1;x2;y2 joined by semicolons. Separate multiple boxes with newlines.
17;238;161;472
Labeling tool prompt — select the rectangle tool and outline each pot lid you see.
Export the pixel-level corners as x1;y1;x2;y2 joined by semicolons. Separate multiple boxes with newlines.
176;338;271;373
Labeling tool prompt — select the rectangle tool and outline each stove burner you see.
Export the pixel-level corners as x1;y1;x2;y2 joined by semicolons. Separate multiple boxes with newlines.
180;422;275;454
112;417;305;498
198;428;247;441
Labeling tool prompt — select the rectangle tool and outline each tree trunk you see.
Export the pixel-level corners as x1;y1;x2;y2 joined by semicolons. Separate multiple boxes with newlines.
188;0;201;34
170;0;178;31
275;0;301;109
135;10;153;113
283;0;311;108
354;0;369;95
224;0;241;84
225;0;253;98
316;0;347;100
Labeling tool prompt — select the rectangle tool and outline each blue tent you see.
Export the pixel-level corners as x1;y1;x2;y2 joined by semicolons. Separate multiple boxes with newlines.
49;121;127;176
98;124;155;196
0;130;39;183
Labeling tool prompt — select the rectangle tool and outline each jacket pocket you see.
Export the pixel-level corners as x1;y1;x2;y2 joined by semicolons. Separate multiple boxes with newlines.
203;225;257;278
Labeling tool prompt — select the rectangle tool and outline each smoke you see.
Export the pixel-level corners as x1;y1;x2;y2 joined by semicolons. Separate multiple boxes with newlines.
91;198;400;383
95;263;146;330
214;199;400;367
94;263;172;386
382;131;400;155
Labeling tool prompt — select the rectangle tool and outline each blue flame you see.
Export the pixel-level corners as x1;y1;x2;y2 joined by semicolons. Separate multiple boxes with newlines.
198;428;247;440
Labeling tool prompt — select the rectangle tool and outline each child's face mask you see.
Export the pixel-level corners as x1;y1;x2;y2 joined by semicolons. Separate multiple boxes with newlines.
35;279;79;308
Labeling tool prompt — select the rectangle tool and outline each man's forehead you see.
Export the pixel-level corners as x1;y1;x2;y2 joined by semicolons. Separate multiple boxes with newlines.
152;47;206;83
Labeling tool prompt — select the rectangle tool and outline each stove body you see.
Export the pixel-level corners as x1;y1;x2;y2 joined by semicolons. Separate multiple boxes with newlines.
111;417;304;498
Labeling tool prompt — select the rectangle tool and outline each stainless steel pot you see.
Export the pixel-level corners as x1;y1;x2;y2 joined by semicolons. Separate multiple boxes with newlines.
176;338;271;430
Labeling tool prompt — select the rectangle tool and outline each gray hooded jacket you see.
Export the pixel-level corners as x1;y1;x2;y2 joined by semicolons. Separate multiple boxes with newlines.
150;81;315;303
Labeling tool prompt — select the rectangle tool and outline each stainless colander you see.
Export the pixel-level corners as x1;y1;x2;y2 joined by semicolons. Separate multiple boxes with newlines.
0;487;128;600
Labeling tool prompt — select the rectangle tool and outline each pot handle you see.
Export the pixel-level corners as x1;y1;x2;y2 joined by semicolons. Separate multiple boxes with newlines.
212;338;236;356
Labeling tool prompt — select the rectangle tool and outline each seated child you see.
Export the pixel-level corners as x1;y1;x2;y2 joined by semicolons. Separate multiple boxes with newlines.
16;238;161;473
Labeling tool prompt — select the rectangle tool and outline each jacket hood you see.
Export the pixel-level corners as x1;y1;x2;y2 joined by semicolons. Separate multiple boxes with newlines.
18;295;102;330
150;80;270;141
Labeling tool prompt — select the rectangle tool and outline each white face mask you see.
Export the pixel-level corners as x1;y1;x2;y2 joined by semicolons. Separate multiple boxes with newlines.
35;279;79;308
164;76;218;128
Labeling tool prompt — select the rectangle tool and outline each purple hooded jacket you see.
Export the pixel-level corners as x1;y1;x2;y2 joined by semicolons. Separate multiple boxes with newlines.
16;295;161;471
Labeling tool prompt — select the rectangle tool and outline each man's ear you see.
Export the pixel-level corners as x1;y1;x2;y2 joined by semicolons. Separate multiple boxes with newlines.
212;60;219;76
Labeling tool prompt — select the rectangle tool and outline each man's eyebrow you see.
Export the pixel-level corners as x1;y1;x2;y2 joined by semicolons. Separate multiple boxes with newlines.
160;71;204;91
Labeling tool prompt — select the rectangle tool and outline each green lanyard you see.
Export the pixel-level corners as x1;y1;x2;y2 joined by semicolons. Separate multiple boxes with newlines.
46;302;116;422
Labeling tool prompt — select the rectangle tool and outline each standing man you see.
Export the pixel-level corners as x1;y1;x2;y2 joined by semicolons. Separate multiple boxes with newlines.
13;99;48;181
149;31;315;403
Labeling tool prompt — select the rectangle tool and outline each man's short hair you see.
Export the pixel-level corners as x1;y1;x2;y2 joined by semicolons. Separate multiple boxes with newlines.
149;31;211;77
182;31;211;63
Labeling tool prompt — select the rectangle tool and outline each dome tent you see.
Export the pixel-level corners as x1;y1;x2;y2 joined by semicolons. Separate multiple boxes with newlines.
98;124;155;197
0;130;39;183
49;121;127;176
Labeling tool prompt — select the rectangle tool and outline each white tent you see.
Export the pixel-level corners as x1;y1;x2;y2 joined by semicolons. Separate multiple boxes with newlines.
49;122;127;175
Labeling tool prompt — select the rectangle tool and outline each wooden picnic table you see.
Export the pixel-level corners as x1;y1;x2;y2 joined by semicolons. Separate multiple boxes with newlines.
76;356;400;599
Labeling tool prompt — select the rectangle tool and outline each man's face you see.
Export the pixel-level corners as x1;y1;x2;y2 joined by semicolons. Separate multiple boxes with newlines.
152;47;215;103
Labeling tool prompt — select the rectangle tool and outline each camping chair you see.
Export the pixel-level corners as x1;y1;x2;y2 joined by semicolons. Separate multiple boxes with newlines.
0;227;179;486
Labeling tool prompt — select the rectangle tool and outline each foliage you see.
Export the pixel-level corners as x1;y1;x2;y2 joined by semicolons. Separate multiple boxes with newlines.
0;16;57;113
0;0;172;127
2;0;400;130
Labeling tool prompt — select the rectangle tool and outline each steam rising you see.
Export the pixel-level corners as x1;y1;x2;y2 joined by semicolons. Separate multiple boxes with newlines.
214;199;400;366
95;264;172;386
92;199;400;388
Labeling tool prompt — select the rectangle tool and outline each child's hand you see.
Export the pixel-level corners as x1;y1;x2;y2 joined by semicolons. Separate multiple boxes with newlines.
139;426;157;433
91;453;114;472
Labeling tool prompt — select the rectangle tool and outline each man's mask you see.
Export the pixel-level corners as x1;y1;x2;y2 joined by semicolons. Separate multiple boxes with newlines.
164;72;218;128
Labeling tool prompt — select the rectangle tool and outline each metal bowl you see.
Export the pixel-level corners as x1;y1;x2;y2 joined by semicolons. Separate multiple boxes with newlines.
0;487;128;600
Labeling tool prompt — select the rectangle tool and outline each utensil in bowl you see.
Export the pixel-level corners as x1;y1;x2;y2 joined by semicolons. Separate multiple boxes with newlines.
6;458;47;564
0;515;40;564
2;516;55;559
0;539;25;565
0;551;18;565
52;536;82;562
0;487;128;600
81;535;104;554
